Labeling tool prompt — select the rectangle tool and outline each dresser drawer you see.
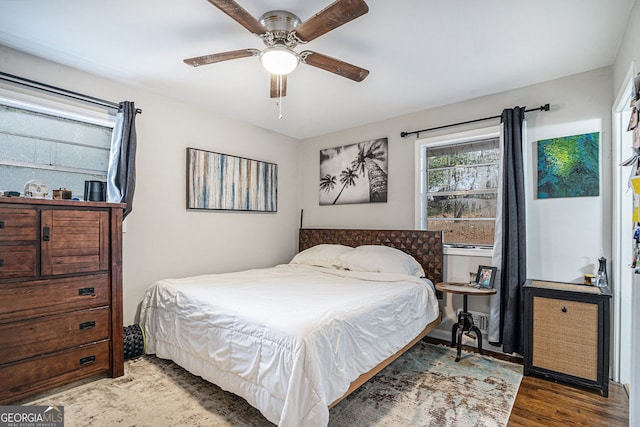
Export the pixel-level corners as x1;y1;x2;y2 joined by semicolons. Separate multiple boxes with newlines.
0;274;109;322
0;244;37;279
0;340;110;403
0;208;36;241
0;307;110;364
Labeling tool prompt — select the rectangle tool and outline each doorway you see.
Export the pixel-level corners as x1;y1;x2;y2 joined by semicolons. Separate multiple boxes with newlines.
612;63;636;386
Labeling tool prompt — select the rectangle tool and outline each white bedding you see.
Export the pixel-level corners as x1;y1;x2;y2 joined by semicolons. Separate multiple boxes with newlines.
140;263;440;427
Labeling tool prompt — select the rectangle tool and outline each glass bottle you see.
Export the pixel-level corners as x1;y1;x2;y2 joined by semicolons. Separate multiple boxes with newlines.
597;257;608;287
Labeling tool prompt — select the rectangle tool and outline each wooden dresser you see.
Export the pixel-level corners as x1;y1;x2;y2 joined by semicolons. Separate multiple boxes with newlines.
523;279;611;397
0;198;124;403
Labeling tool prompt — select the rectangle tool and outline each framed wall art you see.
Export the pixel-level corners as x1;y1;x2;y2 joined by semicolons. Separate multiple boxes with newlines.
319;137;388;205
187;147;277;212
537;132;599;199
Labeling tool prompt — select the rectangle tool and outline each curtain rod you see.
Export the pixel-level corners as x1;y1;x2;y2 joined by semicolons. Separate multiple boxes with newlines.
400;103;549;138
0;71;142;114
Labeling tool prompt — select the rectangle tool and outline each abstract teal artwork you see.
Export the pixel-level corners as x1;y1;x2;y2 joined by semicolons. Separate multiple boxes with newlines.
537;132;599;199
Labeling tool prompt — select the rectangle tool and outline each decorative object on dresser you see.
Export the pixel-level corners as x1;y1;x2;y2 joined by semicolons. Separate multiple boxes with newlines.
523;279;611;397
0;198;125;404
23;179;49;199
84;180;106;202
52;188;72;200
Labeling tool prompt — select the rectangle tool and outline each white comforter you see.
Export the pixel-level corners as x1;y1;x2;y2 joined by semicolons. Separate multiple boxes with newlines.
140;264;439;427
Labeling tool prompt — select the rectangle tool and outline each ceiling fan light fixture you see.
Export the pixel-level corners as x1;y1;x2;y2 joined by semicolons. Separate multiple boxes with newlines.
260;46;299;75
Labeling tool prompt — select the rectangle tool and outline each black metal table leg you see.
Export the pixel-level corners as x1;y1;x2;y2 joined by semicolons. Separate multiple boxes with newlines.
455;324;464;362
469;325;483;355
435;282;497;363
454;294;482;361
451;321;459;347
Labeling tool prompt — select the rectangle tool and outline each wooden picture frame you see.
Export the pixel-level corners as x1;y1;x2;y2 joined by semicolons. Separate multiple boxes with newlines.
476;265;497;289
186;147;277;212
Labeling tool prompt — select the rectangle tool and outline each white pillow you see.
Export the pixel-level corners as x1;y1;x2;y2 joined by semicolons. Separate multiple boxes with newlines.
339;245;425;277
290;244;353;269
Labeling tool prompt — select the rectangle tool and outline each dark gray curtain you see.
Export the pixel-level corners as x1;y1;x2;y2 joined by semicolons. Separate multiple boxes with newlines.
499;106;527;355
107;101;138;218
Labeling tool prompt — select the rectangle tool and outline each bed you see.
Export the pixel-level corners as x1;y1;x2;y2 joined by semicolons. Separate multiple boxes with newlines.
140;228;443;426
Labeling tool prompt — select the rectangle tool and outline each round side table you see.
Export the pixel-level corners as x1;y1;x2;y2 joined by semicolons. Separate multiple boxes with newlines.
435;282;497;362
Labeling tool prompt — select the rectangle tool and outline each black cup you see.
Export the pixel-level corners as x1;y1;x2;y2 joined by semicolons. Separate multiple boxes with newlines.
84;181;106;202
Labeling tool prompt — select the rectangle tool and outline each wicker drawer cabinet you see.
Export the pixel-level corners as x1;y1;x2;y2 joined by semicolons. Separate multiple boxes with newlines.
523;280;611;397
0;198;124;403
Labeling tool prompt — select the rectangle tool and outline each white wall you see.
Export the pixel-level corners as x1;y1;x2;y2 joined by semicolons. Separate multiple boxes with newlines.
524;71;613;283
613;0;640;91
0;46;301;325
299;67;613;341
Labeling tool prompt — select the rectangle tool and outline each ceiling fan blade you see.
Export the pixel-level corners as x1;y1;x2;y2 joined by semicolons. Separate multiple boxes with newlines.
300;51;369;82
184;49;260;67
205;0;267;35
270;74;287;98
294;0;369;42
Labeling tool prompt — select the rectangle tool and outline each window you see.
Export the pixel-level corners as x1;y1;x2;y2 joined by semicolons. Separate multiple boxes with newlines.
416;126;501;247
0;98;114;199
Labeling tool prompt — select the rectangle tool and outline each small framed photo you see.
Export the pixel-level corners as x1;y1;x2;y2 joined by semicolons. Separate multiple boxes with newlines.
476;265;497;289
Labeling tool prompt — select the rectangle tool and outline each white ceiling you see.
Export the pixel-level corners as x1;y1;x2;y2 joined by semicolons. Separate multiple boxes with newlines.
0;0;633;140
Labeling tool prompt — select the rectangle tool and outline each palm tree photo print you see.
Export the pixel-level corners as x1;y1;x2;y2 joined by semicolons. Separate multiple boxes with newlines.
319;138;388;205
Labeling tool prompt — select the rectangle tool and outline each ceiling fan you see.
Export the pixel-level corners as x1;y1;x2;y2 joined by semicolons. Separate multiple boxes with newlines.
184;0;370;99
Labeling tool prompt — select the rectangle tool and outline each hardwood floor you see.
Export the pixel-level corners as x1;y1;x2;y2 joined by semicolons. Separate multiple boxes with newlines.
508;376;629;426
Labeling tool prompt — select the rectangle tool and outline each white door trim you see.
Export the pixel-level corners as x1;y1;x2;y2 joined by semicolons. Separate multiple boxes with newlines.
611;61;636;384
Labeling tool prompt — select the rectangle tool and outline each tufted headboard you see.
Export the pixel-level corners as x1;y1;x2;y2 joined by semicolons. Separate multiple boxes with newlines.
298;228;443;284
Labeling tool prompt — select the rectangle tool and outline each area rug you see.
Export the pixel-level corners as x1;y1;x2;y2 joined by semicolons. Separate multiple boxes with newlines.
23;342;522;427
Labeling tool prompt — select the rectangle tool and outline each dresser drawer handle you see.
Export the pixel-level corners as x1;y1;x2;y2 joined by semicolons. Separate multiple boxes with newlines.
78;287;95;296
561;306;567;313
0;221;4;229
79;355;96;365
79;321;96;330
0;259;3;267
42;226;50;241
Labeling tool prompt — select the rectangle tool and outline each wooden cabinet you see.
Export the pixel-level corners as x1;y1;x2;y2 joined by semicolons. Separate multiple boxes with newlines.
0;198;124;403
523;279;611;397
